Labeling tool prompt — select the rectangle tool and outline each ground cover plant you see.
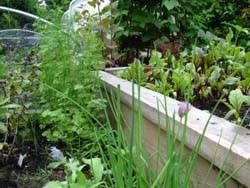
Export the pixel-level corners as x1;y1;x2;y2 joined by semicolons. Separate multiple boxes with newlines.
121;30;250;125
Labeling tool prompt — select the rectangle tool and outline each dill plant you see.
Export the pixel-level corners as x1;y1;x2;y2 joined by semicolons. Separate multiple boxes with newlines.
37;20;106;156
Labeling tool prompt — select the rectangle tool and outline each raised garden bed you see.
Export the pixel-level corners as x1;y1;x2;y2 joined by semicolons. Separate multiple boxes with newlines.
101;68;250;188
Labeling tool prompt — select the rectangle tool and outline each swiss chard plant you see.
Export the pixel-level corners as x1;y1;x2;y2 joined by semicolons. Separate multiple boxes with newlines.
223;89;250;124
122;31;250;125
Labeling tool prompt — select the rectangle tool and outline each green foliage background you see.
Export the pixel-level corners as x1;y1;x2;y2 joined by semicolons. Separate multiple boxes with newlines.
114;0;250;52
0;0;38;29
0;0;71;29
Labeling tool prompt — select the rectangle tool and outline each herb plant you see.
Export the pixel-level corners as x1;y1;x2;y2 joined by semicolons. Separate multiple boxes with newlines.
37;19;107;156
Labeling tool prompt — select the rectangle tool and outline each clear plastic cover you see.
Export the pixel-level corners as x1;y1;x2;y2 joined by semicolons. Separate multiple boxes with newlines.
0;29;39;48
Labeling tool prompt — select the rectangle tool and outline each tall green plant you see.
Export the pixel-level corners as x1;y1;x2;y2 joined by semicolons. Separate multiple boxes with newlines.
37;20;106;156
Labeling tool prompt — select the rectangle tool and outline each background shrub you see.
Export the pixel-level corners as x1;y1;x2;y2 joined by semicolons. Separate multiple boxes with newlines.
0;0;38;29
0;0;72;29
114;0;250;59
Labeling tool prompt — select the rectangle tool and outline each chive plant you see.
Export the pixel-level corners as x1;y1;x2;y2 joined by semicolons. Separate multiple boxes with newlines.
99;83;248;188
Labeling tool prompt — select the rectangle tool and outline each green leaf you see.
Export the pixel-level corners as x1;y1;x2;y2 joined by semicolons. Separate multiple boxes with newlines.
149;51;165;67
43;181;64;188
228;89;246;113
0;122;7;134
162;0;180;10
15;85;22;94
65;159;82;182
231;24;249;34
209;66;221;82
244;96;250;105
226;28;234;42
83;158;104;182
1;103;22;109
224;77;240;85
224;109;237;120
48;161;63;169
0;97;9;106
42;109;62;117
69;183;87;188
89;182;103;188
0;143;4;150
245;52;250;61
76;170;87;184
0;142;7;150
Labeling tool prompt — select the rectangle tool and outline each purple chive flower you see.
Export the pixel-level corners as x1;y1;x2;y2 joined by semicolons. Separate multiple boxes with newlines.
51;146;64;161
178;102;192;118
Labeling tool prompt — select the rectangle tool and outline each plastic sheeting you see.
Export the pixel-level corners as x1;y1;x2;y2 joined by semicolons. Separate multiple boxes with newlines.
0;29;39;48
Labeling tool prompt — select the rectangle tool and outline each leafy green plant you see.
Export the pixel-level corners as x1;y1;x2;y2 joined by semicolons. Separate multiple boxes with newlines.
223;89;250;124
44;147;104;188
224;23;249;45
121;59;148;85
0;46;41;156
122;31;250;125
172;67;194;100
37;17;107;155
